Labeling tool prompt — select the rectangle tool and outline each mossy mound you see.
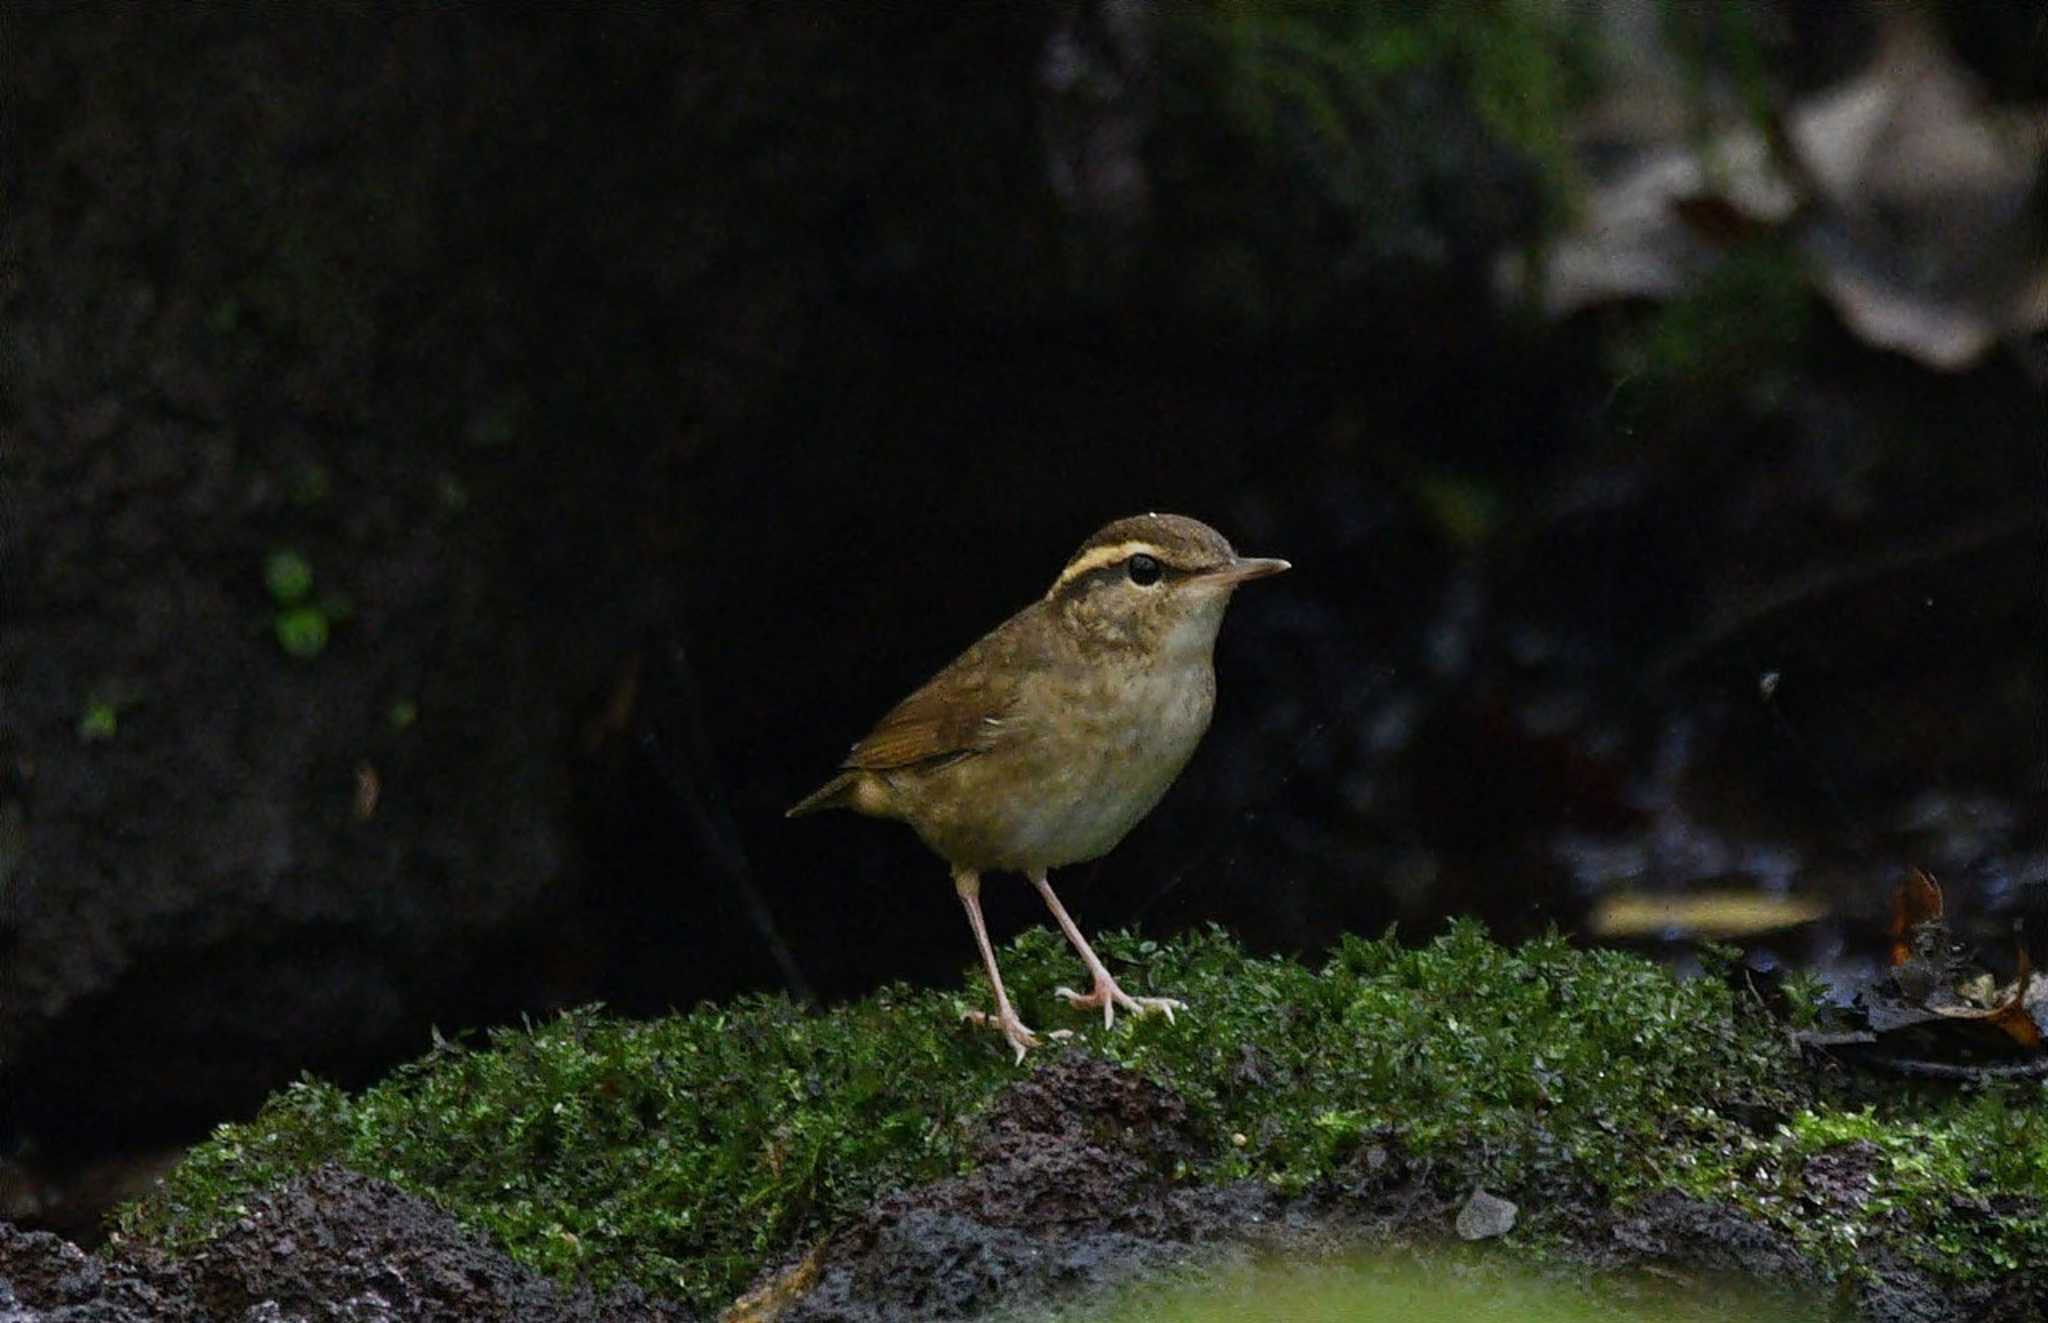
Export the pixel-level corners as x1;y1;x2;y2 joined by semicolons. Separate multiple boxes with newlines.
118;924;2048;1314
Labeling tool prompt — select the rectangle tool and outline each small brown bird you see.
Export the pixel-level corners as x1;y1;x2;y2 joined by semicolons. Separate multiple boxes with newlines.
788;513;1288;1061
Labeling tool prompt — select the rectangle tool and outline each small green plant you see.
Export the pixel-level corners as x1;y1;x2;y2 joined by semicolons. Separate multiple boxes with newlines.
77;699;120;742
264;550;315;605
1776;969;1829;1030
274;606;330;659
262;549;341;660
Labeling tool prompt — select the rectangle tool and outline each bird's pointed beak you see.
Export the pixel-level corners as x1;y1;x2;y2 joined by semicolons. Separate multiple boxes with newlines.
1196;556;1290;587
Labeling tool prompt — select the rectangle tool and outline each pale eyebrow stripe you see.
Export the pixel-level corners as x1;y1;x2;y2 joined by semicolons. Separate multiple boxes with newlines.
1047;540;1166;595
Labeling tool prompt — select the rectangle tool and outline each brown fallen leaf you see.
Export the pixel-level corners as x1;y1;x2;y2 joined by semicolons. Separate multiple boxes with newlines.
1978;945;2040;1051
1798;866;2045;1077
1888;865;1944;968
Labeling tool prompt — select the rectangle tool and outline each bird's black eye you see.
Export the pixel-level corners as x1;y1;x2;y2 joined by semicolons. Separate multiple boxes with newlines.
1126;554;1161;586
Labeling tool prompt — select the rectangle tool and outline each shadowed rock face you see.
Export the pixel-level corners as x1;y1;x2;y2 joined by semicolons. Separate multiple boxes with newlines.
0;1166;693;1323
2;4;1071;1194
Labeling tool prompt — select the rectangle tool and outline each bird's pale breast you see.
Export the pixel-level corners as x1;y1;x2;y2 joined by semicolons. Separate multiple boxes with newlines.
889;653;1217;872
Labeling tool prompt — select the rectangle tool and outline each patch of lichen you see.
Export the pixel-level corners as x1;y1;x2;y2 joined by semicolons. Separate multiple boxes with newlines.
119;924;2048;1312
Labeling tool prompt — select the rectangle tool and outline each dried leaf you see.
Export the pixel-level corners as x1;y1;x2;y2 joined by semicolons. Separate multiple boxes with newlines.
1888;866;1944;968
1790;12;2048;369
1503;7;2048;368
1806;867;2047;1076
1984;946;2042;1050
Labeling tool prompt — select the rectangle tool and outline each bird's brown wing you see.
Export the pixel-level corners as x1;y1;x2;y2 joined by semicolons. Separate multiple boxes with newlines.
841;611;1038;772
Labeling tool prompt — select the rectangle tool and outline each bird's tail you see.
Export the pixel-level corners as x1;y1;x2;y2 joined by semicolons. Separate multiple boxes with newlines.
785;771;857;818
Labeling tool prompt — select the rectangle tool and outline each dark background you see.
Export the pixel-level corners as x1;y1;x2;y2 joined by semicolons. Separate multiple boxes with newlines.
3;2;2044;1237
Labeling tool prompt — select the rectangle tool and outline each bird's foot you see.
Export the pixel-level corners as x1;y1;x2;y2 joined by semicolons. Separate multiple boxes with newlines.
961;1008;1072;1064
1055;979;1188;1030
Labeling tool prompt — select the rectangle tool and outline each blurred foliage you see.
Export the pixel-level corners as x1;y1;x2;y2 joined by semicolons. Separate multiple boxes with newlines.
118;924;2048;1312
262;550;314;606
1151;0;1599;330
273;606;329;660
1657;0;1781;129
1625;236;1813;402
76;699;120;743
1412;470;1502;550
261;550;337;659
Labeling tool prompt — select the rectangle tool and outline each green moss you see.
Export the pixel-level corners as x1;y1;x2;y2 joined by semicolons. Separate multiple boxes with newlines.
118;924;2048;1312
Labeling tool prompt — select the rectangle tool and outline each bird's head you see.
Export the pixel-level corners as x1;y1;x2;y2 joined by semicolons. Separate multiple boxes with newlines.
1045;513;1289;658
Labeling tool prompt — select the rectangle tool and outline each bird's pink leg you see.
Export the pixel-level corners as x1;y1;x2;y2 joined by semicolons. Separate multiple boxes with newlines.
955;869;1041;1063
1030;869;1187;1029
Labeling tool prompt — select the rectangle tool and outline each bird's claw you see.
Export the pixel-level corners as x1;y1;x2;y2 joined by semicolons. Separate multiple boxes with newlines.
962;1008;1046;1064
1055;982;1188;1030
1141;996;1185;1023
1054;985;1111;1027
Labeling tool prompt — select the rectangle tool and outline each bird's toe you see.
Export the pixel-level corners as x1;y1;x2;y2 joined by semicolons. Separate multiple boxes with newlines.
1142;996;1186;1023
963;1008;1042;1064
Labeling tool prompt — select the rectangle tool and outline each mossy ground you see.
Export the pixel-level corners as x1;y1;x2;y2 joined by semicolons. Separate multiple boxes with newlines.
118;924;2048;1315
